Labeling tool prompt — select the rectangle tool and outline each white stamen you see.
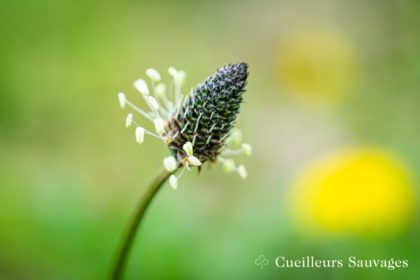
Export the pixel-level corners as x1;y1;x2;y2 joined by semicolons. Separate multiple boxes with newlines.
169;67;186;105
222;159;236;173
242;143;252;156
125;113;133;128
230;129;242;145
168;67;177;77
155;83;171;113
154;118;165;135
133;120;163;140
174;95;184;114
163;156;177;172
237;165;248;179
155;83;166;98
158;107;169;119
188;156;202;166
178;166;186;178
169;175;178;190
183;142;193;156
146;68;161;82
221;148;244;156
135;127;145;144
125;99;154;121
176;70;186;85
118;92;126;108
134;79;149;95
147;96;160;111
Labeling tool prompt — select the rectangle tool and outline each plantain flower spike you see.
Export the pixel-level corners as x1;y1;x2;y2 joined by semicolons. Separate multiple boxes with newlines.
118;63;251;188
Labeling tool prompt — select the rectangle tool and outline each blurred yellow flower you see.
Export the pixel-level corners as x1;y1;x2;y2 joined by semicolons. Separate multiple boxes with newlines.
277;30;357;102
290;148;415;238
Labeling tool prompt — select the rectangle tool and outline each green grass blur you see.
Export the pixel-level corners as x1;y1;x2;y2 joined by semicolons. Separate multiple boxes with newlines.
1;0;419;279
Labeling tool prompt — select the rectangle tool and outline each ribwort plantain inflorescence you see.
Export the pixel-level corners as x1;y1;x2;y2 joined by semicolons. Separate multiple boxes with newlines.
118;63;251;189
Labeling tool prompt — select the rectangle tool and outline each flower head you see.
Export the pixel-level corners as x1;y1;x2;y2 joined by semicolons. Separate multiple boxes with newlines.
290;148;415;238
118;63;251;188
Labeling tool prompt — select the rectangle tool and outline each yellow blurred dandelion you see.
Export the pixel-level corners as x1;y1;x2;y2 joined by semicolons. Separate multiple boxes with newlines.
290;148;415;238
277;30;357;102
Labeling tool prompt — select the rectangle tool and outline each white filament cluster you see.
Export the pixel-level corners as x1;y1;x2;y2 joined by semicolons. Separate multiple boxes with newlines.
118;67;252;190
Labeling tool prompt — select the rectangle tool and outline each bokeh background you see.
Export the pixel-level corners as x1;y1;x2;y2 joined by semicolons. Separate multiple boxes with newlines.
1;0;419;279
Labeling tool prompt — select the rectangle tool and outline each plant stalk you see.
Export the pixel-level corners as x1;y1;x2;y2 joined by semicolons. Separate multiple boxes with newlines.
110;169;173;279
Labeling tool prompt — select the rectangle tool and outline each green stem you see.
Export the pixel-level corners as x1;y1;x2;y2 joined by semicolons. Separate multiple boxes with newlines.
110;169;173;279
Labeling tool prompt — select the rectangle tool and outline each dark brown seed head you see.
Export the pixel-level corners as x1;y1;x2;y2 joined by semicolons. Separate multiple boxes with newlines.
164;63;249;164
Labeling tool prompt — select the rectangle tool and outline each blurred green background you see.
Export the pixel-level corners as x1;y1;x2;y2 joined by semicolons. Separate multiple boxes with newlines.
1;0;419;279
